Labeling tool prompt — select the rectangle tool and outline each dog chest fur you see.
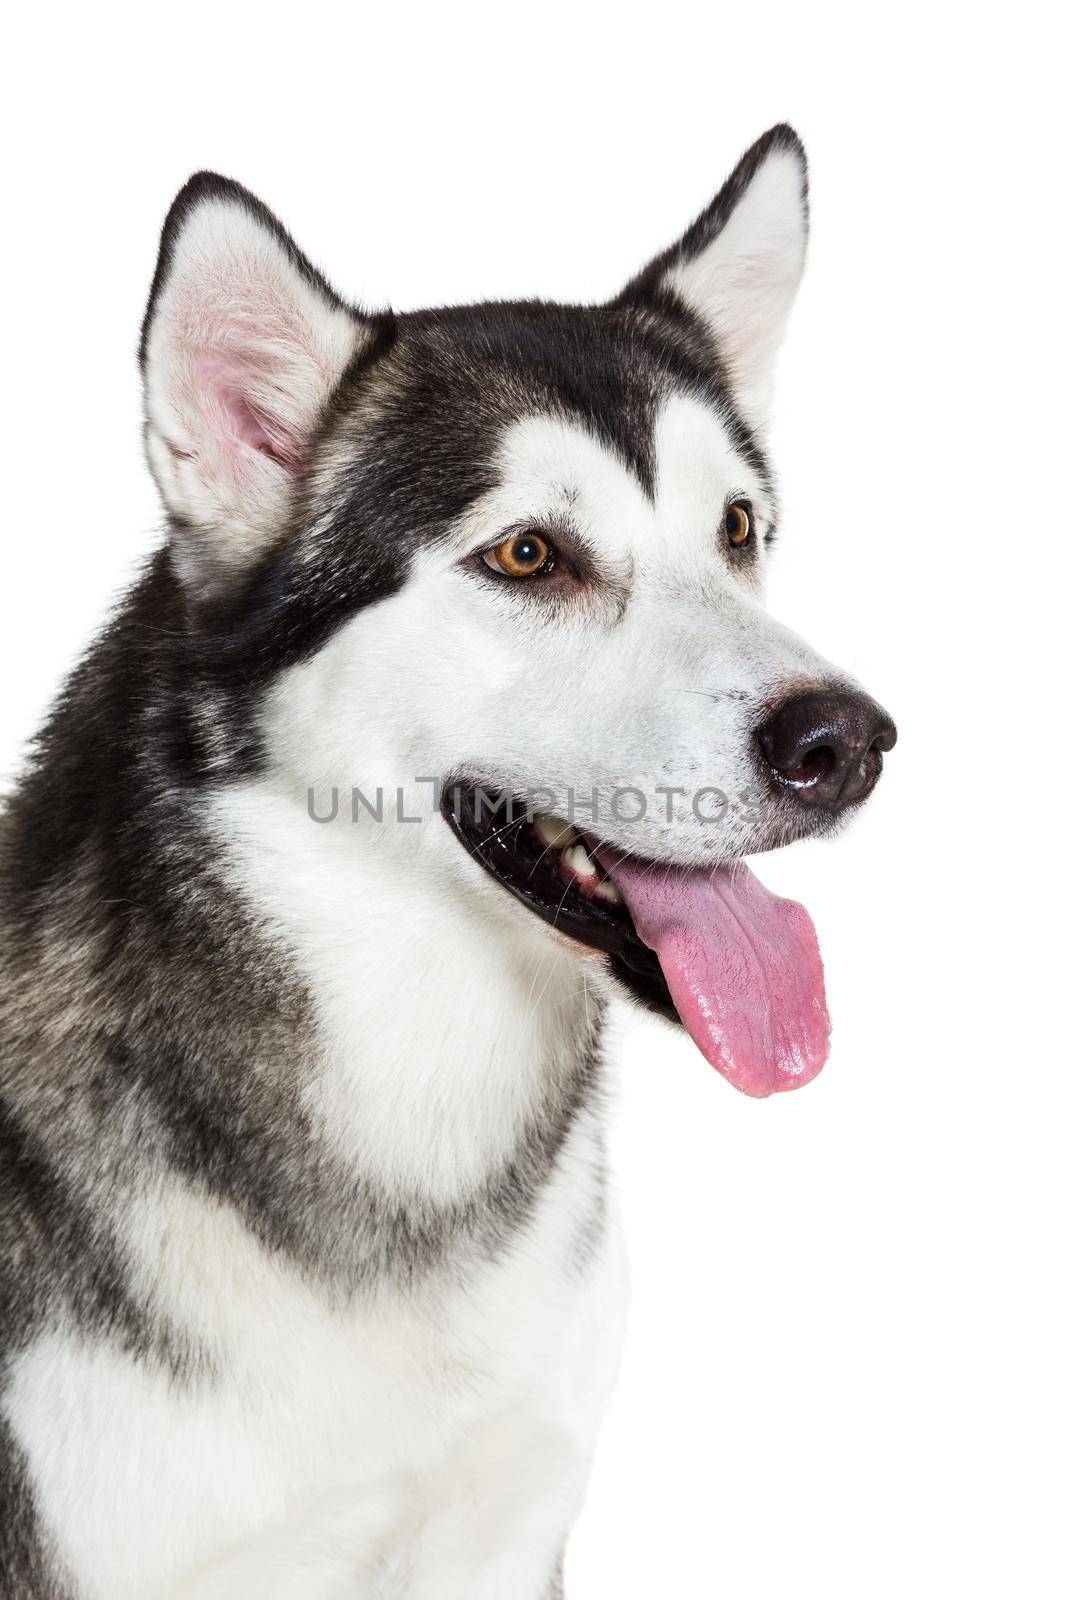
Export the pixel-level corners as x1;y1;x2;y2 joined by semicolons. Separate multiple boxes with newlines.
5;1137;624;1598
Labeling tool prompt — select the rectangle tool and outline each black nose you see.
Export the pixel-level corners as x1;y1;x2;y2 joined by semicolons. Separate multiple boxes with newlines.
757;689;897;813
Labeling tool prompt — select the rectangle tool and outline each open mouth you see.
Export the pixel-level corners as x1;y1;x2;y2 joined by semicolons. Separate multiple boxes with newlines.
444;784;675;1015
445;784;831;1098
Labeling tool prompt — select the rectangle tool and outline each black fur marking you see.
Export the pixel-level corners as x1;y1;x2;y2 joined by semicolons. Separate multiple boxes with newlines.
617;123;807;324
92;998;605;1290
0;1417;72;1600
0;1097;161;1358
0;1100;185;1597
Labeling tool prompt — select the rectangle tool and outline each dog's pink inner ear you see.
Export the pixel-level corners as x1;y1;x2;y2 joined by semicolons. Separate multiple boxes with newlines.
144;208;363;555
174;266;338;493
197;352;305;471
142;181;367;594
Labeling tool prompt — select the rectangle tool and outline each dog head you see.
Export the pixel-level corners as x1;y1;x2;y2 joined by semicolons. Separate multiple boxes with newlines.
140;126;895;1097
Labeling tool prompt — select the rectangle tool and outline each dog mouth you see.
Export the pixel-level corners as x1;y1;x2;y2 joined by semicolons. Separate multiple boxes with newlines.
444;783;673;1012
445;784;831;1098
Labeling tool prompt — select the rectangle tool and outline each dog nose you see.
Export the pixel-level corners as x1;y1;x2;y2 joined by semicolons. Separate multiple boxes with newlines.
757;689;897;813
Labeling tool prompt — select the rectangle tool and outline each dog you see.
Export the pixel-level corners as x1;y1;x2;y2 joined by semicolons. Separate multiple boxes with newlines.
0;124;895;1598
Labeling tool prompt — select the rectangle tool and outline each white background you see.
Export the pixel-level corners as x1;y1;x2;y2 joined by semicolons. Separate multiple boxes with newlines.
3;5;1063;1596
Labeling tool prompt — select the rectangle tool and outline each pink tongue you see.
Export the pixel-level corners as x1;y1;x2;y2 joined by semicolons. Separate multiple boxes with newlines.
598;853;829;1097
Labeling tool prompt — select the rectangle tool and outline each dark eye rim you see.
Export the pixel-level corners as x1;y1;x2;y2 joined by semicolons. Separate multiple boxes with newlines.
723;499;755;550
479;529;558;580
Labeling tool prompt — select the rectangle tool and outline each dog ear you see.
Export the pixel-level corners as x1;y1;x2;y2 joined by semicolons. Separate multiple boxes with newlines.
618;125;808;422
140;173;371;595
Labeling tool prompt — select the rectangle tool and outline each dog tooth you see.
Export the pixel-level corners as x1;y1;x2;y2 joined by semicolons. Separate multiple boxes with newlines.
594;877;623;905
533;813;578;850
561;842;598;882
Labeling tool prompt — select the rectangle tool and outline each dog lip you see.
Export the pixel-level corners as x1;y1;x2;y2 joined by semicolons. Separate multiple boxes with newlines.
442;779;774;899
442;782;678;1017
442;782;636;942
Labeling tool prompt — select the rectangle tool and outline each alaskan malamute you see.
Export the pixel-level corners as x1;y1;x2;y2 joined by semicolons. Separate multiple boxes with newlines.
0;125;894;1597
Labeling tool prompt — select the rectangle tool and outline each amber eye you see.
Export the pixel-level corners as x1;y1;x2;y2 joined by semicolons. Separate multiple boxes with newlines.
724;502;752;548
481;531;555;579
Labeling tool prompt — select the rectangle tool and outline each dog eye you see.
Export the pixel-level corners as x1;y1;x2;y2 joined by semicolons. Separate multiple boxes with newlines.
481;532;555;579
724;502;752;548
